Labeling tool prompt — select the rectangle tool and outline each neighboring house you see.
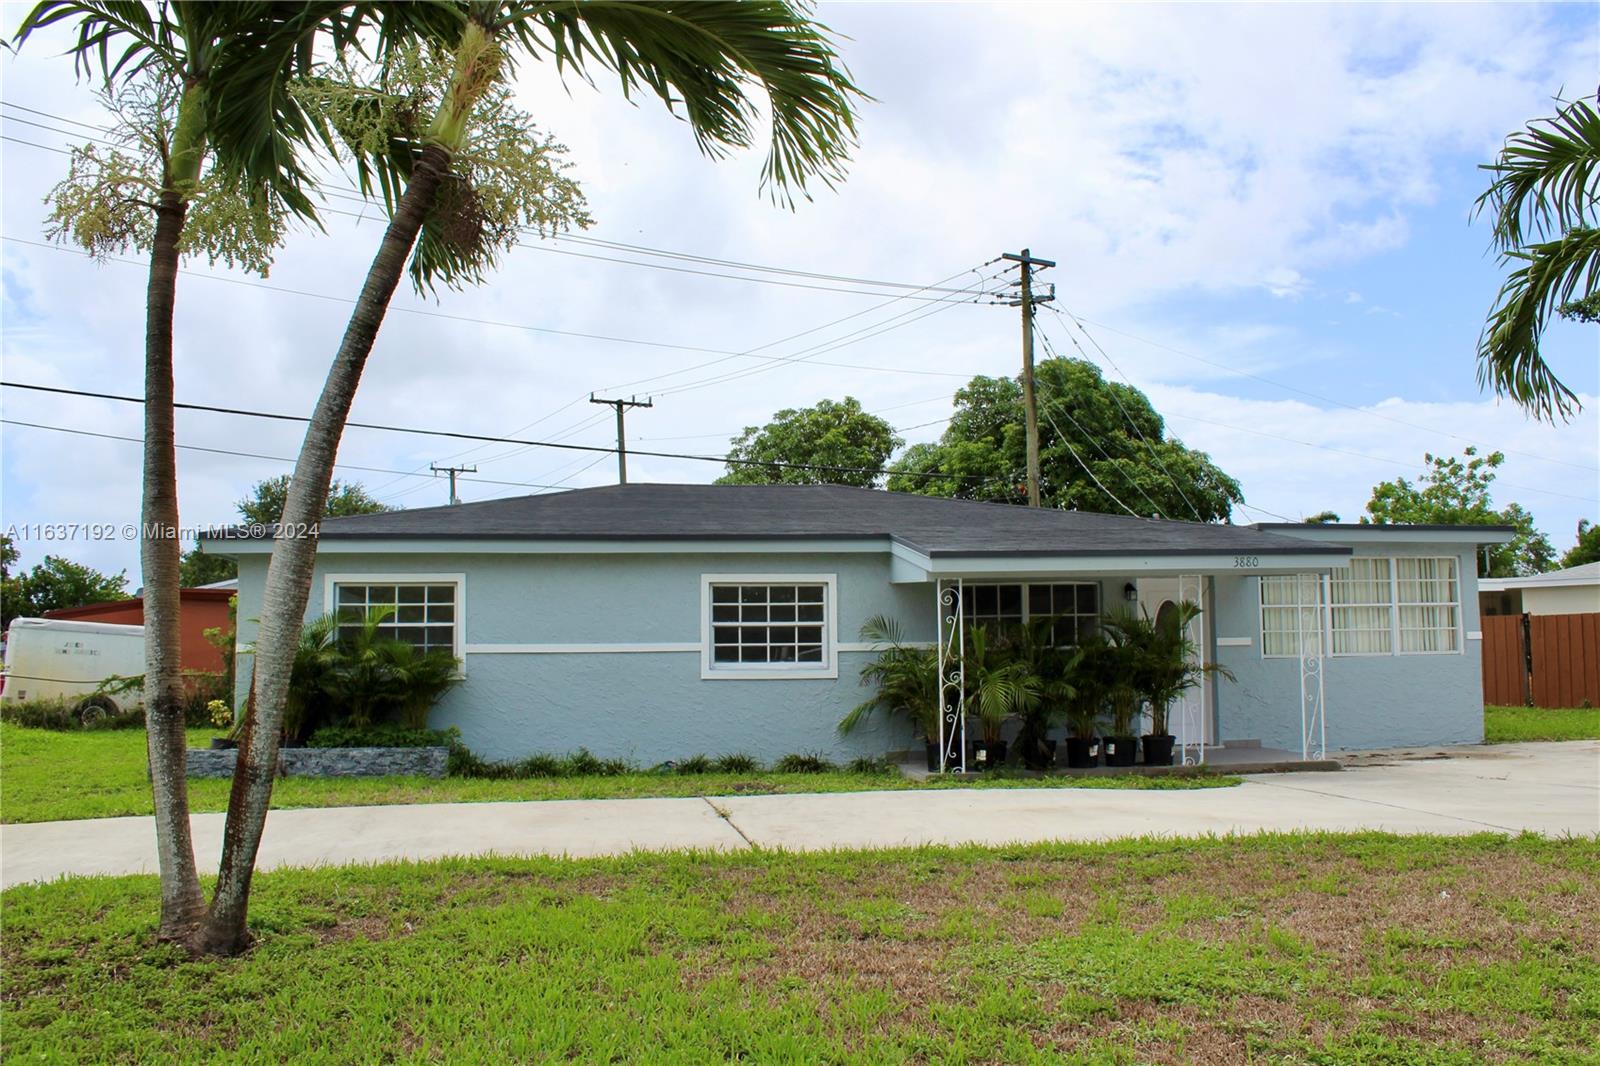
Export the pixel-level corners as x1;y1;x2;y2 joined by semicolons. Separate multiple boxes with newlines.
42;582;236;674
1479;562;1600;618
202;485;1511;764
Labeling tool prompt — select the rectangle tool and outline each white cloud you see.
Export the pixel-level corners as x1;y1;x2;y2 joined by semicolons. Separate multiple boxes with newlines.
1;2;1595;577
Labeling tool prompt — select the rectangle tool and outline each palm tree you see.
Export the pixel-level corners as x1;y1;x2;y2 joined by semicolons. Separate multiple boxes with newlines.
204;0;864;956
10;0;423;942
838;615;941;743
1476;94;1599;422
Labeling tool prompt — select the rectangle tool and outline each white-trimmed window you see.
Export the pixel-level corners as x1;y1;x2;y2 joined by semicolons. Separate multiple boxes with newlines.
1328;557;1393;655
962;582;1100;645
1397;557;1459;653
1260;575;1323;658
329;577;462;656
702;575;836;678
1260;556;1461;657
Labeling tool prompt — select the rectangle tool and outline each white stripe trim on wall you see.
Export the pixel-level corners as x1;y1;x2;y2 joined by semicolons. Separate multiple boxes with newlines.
465;642;699;655
1215;637;1253;647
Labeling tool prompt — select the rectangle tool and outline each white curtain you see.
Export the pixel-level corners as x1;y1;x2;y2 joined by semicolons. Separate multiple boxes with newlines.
1329;558;1392;655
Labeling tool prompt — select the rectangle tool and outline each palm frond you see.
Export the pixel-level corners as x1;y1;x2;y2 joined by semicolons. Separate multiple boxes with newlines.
1477;226;1599;421
516;0;865;205
1476;95;1600;251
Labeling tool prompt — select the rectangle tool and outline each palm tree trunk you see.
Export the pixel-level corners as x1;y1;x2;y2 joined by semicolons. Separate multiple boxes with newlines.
144;188;206;939
192;143;452;957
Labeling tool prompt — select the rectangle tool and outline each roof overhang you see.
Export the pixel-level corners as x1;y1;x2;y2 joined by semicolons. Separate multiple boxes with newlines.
888;540;1349;583
1252;523;1518;546
203;535;896;558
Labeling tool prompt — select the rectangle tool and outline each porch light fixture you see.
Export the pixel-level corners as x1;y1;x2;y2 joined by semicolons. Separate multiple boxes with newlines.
1123;582;1138;604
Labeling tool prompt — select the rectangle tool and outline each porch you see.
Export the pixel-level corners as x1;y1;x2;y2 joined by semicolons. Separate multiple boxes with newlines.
912;567;1337;774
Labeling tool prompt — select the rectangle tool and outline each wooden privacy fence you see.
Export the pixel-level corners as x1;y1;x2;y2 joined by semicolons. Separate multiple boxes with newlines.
1481;612;1600;708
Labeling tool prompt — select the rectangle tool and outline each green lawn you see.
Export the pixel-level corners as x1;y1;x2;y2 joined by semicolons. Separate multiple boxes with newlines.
3;834;1596;1062
1485;705;1600;743
0;724;1238;825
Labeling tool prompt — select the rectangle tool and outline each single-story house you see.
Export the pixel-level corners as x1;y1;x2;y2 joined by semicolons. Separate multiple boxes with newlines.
204;485;1512;765
1479;562;1600;618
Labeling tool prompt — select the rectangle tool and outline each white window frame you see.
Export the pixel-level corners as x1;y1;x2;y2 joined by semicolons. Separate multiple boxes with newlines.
962;581;1102;645
1259;575;1324;659
700;573;838;680
323;573;467;665
1259;556;1464;659
1393;555;1463;656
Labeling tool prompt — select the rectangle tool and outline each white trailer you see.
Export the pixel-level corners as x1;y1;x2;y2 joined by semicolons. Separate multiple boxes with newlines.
0;617;145;721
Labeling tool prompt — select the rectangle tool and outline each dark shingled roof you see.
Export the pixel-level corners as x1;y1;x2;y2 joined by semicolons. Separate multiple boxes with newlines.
216;484;1351;559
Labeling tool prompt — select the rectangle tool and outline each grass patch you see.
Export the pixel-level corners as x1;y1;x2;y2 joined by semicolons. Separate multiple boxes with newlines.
0;724;1239;825
1486;704;1600;743
3;834;1597;1062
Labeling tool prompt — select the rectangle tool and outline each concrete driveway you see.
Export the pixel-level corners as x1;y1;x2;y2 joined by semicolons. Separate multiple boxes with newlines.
3;741;1595;889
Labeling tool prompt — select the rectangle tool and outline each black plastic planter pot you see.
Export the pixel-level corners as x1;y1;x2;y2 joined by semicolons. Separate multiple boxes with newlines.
1102;736;1139;767
970;739;1008;770
925;741;942;772
209;737;237;750
1142;734;1176;766
1064;737;1098;769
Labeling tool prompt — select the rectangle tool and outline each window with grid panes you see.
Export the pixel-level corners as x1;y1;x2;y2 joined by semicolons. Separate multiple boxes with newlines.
708;582;828;668
961;582;1099;644
334;582;457;653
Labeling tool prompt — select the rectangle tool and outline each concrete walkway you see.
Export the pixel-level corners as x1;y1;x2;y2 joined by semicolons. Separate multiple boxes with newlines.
3;742;1595;889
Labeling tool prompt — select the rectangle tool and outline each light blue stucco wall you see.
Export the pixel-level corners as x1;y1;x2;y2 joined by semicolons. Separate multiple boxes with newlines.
230;535;1488;761
1209;541;1486;752
233;549;935;763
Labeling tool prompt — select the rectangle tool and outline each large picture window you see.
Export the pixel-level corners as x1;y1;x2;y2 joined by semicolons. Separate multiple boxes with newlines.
702;575;836;678
1261;556;1460;658
333;581;459;654
962;582;1100;645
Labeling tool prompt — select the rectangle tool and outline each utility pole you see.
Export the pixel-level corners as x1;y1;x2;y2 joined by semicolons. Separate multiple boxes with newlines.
1001;248;1056;507
430;463;476;505
589;393;654;484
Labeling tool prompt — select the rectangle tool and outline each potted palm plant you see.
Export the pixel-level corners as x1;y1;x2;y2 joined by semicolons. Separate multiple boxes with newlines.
838;615;942;770
1106;601;1236;766
1002;617;1080;771
1062;632;1110;768
963;625;1039;769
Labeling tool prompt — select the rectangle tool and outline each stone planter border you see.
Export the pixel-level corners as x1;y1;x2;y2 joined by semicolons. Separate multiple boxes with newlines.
186;746;449;779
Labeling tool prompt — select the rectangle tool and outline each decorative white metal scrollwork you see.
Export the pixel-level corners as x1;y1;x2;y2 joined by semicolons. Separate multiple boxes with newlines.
1296;573;1327;761
1177;573;1206;767
935;579;966;773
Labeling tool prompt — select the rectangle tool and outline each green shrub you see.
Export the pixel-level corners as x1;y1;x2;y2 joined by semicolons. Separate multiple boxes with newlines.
675;753;713;774
774;752;836;774
844;755;899;776
307;725;458;749
710;752;761;773
447;746;635;780
1;696;143;731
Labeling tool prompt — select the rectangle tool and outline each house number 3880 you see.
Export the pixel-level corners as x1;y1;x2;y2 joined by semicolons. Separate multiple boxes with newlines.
1233;555;1260;568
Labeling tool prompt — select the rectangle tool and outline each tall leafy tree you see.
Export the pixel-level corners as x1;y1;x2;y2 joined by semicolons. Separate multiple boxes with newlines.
236;474;390;527
209;1;865;956
887;358;1243;522
179;475;393;585
1;551;130;628
1559;519;1599;569
1363;447;1555;577
10;0;400;941
1475;94;1598;421
717;397;901;487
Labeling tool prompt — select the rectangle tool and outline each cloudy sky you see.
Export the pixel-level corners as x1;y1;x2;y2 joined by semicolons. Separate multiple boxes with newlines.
2;1;1597;580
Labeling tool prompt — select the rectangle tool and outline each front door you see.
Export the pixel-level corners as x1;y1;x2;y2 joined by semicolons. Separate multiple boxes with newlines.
1134;576;1214;746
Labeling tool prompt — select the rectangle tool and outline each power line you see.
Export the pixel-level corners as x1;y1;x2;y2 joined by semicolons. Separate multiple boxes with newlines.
1037;309;1207;521
1051;305;1591;474
1035;405;1142;518
0;418;585;492
5;101;995;297
1032;325;1173;520
1;381;1005;485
